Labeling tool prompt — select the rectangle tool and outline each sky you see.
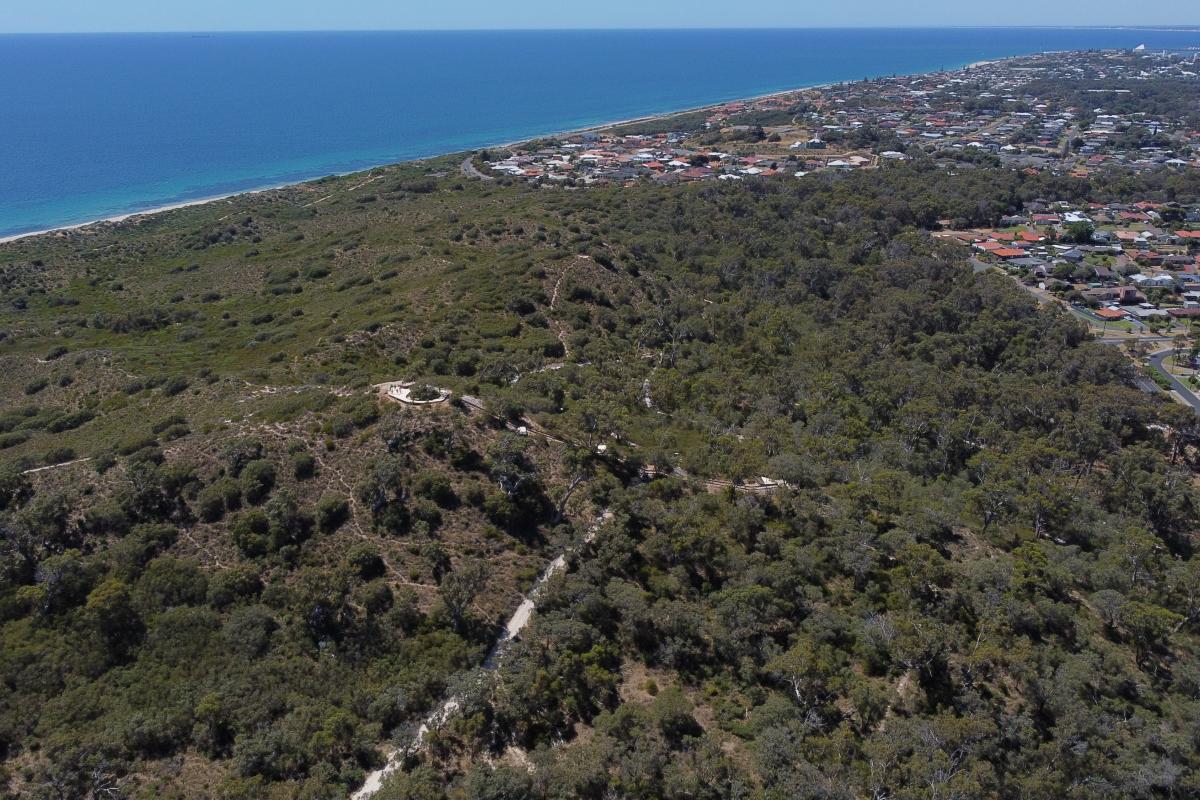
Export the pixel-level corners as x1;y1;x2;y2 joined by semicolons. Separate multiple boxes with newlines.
1;0;1198;33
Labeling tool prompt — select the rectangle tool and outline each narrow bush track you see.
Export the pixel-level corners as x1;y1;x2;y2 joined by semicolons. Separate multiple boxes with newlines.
351;509;614;799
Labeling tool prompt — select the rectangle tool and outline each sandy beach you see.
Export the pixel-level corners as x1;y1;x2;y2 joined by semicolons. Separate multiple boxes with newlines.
0;187;287;245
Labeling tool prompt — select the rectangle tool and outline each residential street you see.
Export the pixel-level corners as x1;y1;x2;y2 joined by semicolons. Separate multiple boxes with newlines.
1149;349;1200;413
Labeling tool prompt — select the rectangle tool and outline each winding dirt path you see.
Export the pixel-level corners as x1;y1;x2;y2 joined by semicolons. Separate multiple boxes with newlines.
350;382;789;796
21;457;92;475
549;255;590;309
351;510;613;799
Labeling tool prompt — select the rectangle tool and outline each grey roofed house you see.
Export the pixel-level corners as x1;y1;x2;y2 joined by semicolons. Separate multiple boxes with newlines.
1133;273;1177;288
1122;305;1170;319
1007;257;1045;269
1061;249;1086;262
599;165;648;181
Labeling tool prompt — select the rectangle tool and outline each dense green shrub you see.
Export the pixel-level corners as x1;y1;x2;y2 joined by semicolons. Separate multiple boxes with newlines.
240;460;276;505
315;494;350;533
291;452;316;480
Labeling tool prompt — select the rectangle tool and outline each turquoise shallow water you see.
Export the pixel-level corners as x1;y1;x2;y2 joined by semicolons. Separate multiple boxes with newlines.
1;28;1199;237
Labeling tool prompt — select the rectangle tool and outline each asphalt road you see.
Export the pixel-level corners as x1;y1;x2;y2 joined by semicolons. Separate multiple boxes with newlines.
1096;336;1175;345
459;156;494;182
1148;349;1200;413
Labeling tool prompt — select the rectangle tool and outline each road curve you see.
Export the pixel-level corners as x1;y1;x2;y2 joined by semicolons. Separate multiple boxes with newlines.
1148;349;1200;414
459;156;494;182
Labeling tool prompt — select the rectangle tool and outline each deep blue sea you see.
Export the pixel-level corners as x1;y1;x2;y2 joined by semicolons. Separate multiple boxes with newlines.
2;28;1199;238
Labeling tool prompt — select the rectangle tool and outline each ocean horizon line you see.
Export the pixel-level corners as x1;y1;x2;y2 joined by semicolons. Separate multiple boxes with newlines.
3;25;1200;36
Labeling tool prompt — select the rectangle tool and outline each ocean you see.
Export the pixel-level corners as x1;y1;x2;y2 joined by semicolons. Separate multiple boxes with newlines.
2;27;1199;238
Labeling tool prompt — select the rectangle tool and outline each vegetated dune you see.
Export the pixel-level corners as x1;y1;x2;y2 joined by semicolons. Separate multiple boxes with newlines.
1;141;1199;799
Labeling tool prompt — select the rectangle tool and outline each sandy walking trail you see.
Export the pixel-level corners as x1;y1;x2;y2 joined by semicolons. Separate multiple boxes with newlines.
351;510;613;799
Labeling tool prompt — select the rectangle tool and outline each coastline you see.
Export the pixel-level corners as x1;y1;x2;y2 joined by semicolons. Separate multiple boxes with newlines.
0;52;1024;248
0;194;244;245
